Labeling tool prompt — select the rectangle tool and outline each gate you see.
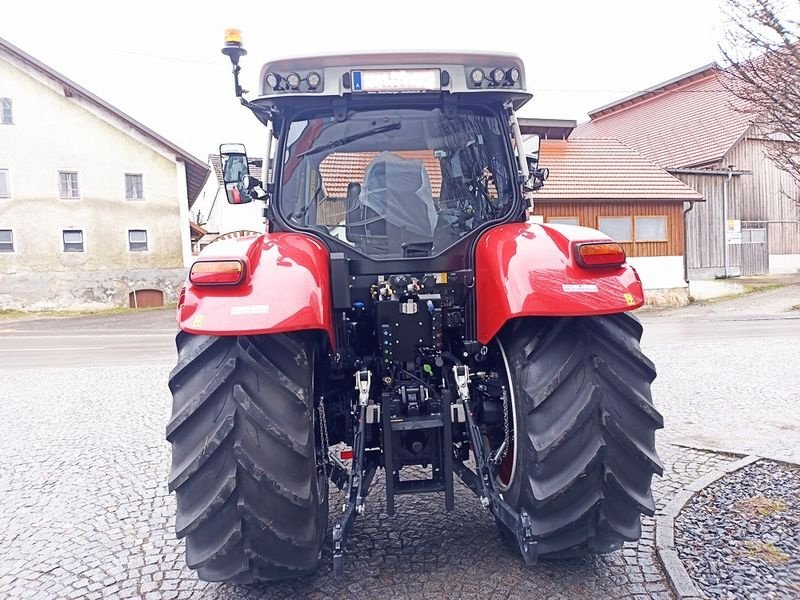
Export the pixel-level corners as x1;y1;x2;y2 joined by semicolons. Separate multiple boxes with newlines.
740;221;769;276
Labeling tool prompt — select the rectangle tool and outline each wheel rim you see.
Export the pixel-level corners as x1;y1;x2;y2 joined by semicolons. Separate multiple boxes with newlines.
494;339;518;491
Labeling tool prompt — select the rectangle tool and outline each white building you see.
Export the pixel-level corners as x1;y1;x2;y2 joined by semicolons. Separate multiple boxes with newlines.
0;37;209;310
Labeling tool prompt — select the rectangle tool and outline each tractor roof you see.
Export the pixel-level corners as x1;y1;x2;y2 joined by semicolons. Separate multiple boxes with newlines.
256;51;531;109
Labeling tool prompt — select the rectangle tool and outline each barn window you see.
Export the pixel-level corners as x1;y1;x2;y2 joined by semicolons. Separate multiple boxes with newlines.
547;217;579;226
635;216;667;241
125;174;144;200
0;229;13;252
63;229;84;252
598;217;632;242
128;229;148;251
1;98;12;124
0;169;9;197
59;171;80;198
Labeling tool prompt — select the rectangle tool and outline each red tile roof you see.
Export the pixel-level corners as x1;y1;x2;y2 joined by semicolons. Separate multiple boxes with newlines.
535;138;703;202
572;67;753;169
319;151;443;198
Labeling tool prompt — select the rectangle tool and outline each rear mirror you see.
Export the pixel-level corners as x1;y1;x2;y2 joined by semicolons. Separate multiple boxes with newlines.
523;134;541;173
523;134;541;156
220;143;253;204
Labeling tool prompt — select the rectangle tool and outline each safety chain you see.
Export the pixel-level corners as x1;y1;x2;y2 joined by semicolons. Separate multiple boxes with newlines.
490;385;511;464
317;397;331;471
499;385;511;461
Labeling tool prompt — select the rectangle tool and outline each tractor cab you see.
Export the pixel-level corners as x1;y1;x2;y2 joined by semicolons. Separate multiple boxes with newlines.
219;34;547;268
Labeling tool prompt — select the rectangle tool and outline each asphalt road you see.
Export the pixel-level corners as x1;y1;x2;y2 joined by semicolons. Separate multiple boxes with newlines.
0;284;798;599
2;294;798;369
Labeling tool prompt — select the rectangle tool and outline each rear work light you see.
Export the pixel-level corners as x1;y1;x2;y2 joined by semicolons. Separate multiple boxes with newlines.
575;242;626;268
189;260;245;285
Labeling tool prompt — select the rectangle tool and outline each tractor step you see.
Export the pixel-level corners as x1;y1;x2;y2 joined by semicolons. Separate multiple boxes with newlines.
389;414;444;430
393;479;446;495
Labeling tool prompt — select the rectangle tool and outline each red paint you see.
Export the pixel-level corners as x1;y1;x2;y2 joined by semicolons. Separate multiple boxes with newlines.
178;232;334;347
475;222;645;344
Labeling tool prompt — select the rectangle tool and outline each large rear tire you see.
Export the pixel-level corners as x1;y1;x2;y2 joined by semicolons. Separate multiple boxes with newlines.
166;331;328;582
494;314;663;558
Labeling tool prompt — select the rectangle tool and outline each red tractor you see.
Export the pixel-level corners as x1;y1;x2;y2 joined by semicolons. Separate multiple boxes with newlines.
166;30;662;582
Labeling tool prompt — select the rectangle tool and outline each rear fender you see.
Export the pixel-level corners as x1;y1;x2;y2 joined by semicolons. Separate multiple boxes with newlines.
178;232;334;347
475;223;644;344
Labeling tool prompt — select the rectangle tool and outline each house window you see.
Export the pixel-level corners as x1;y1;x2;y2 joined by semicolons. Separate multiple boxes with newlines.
741;227;767;243
59;171;80;198
0;229;13;252
128;229;148;251
547;217;580;226
125;174;144;200
0;170;9;197
1;98;12;125
63;229;84;252
635;216;667;241
598;216;632;242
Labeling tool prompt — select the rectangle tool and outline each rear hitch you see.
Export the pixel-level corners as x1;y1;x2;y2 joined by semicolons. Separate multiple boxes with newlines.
333;371;377;576
453;364;538;565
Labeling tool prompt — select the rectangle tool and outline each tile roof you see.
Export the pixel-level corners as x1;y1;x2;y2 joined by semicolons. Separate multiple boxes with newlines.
0;36;209;205
319;151;443;198
572;67;753;169
534;138;703;202
189;222;207;237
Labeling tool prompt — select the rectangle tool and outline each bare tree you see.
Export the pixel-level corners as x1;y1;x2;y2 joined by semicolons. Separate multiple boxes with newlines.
192;208;206;226
719;0;800;203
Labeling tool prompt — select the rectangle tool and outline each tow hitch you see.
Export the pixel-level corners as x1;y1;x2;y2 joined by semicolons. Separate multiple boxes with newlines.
331;365;536;575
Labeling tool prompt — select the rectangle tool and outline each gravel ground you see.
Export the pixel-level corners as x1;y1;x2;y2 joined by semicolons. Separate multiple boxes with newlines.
675;460;800;599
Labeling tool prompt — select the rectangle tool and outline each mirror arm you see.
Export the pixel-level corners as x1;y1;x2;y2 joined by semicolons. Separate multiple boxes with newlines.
506;103;533;213
232;64;247;98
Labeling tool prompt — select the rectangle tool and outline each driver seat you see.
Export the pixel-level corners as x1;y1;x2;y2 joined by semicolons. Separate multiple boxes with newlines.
347;152;436;256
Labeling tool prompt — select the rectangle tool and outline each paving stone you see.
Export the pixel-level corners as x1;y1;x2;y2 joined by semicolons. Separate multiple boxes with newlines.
0;323;761;599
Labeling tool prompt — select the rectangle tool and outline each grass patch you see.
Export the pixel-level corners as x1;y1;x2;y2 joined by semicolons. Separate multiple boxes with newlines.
742;540;790;564
790;304;800;311
734;495;787;517
0;304;174;321
742;283;784;294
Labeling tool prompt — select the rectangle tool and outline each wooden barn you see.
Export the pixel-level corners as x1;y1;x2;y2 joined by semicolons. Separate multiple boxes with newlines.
525;126;703;299
573;64;800;279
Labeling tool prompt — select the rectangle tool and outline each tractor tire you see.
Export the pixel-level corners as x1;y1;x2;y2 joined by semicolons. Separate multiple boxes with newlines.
495;313;663;558
166;331;328;582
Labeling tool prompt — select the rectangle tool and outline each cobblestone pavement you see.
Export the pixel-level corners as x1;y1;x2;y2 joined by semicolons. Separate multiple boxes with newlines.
0;360;738;600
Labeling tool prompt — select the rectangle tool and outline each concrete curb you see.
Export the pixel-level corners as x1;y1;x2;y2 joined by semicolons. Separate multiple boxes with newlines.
655;455;760;599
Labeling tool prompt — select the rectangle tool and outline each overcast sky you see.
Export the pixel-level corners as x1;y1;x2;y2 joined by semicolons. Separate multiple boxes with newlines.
3;0;731;160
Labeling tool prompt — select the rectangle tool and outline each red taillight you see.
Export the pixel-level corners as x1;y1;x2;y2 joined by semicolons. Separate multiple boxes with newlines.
189;260;245;285
339;449;353;460
575;242;626;268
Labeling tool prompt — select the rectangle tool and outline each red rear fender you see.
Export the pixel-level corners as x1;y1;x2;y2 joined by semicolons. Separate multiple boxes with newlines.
475;223;644;344
178;233;333;346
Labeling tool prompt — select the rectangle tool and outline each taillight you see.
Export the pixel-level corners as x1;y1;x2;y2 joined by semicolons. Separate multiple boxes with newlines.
189;260;245;285
575;242;626;268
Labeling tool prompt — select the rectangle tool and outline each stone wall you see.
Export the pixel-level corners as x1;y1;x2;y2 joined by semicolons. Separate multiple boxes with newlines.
0;268;186;310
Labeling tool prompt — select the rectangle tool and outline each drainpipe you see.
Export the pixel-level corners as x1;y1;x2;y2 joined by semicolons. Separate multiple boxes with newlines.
683;200;695;284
